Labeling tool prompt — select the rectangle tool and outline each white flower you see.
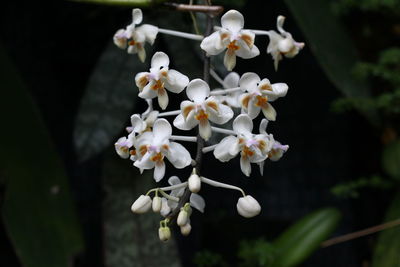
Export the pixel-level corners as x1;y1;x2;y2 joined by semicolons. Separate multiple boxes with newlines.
126;111;159;135
214;114;273;176
113;8;158;62
267;15;305;70
236;195;261;218
200;10;260;70
115;136;133;159
173;79;234;140
239;72;288;120
135;52;189;110
214;72;242;108
131;195;152;214
133;119;192;182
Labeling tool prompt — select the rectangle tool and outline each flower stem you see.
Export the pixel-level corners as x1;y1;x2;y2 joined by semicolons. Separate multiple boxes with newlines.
211;126;236;135
210;69;227;88
200;176;246;197
158;110;181;117
158;28;204;41
210;87;241;95
170;135;197;142
160;182;188;192
202;144;217;153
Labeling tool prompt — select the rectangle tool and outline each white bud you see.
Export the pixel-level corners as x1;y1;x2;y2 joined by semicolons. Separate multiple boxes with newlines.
152;196;162;213
131;195;152;214
158;226;171;242
236;195;261;218
188;171;201;193
180;222;192;236
177;209;189;226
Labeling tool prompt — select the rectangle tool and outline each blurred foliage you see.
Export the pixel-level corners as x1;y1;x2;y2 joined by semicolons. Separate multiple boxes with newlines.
238;239;275;267
382;140;400;180
333;0;400;14
0;44;84;267
331;175;393;198
69;0;166;7
372;191;400;267
194;250;228;267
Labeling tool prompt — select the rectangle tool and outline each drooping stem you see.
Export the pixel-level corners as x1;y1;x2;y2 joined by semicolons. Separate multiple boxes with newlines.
164;2;224;16
201;176;246;197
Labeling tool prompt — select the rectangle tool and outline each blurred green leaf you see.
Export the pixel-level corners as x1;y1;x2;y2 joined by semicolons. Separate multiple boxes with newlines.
238;239;276;267
74;42;152;162
69;0;166;7
382;140;400;180
372;191;400;267
283;0;379;126
194;250;228;267
102;150;181;267
272;208;341;267
0;44;83;267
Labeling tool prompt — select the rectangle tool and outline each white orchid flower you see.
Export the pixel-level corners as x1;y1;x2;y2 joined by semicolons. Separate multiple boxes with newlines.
214;72;242;108
239;72;288;121
126;111;159;135
267;15;305;70
113;8;159;62
135;52;189;110
133;119;192;182
173;79;234;141
214;114;273;176
114;136;133;159
200;10;260;71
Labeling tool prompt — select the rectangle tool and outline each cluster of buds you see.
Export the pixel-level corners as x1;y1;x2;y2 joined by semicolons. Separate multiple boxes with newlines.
113;8;303;242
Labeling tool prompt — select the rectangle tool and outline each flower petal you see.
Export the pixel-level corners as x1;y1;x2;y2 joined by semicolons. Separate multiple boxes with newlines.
239;72;260;93
113;29;127;49
200;31;225;56
223;72;240;88
214;136;239;162
132;8;143;25
136;24;158;45
152;118;172;143
261;102;277;121
207;103;234;124
151;51;170;69
199;119;212;141
224;50;236;71
173;113;197;131
154;161;166;182
134;152;155;170
267;83;289;101
247;97;261;119
167;142;192;168
157;88;169;110
190;193;205;213
239;30;255;49
233;114;253;135
130;114;147;133
168;176;181;185
259;118;269;134
164;69;189;93
186;79;210;103
240;155;251;176
135;72;149;90
235;40;260;59
138;81;158;99
137;45;146;63
221;10;244;33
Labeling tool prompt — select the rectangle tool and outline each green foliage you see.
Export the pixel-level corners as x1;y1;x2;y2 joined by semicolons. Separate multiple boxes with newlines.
333;0;400;14
194;250;228;267
0;44;84;267
382;140;400;180
331;175;393;198
238;239;276;267
372;191;400;267
283;0;379;126
69;0;166;7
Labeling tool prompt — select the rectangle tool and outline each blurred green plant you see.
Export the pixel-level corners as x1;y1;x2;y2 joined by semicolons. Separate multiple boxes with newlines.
194;250;229;267
333;0;400;14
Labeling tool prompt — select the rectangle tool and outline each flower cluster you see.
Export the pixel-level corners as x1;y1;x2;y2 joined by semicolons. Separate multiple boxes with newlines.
112;8;299;242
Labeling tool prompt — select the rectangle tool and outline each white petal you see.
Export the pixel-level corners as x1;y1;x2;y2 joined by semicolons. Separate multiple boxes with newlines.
223;72;240;88
199;119;212;141
207;103;233;124
233;114;253;135
167;142;192;168
239;30;255;48
239;72;260;93
240;156;251;176
258;161;265;176
247;98;261;119
135;72;149;90
152;118;172;142
157;88;169;110
200;31;226;56
221;10;244;33
168;176;182;185
154;161;166;182
164;69;189;93
144;111;159;126
235;40;260;59
261;103;277;121
132;30;146;44
138;81;158;99
127;45;138;54
130;114;147;133
277;15;286;33
134;153;155;170
268;83;289;101
137;45;146;63
259;119;269;134
186;79;210;103
151;51;170;69
224;50;236;71
173;113;198;130
132;8;143;25
267;31;282;53
190;193;205;213
113;29;127;49
213;135;239;161
136;24;158;45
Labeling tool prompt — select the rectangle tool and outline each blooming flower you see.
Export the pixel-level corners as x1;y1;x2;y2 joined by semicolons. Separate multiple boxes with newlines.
237;195;261;218
239;72;288;120
200;10;260;71
113;8;158;62
133;119;192;182
267;15;305;70
214;114;273;176
173;79;234;140
135;52;189;110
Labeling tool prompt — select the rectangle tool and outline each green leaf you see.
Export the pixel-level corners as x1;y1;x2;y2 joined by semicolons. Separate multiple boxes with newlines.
74;42;152;162
102;150;181;267
382;140;400;180
283;0;379;126
272;208;341;267
372;191;400;267
69;0;166;7
0;44;84;267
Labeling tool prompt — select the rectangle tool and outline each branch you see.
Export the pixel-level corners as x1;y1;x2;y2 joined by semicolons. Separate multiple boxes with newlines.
164;3;224;16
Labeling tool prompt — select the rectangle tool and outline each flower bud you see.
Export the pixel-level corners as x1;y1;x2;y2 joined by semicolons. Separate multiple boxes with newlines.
236;195;261;218
188;171;201;193
152;196;162;213
177;209;189;226
158;226;171;242
131;195;152;214
180;222;192;236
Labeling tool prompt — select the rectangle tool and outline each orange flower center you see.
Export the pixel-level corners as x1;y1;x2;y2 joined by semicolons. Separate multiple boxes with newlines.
227;41;240;51
194;109;209;122
151;79;164;91
242;146;254;158
151;152;164;162
255;95;268;107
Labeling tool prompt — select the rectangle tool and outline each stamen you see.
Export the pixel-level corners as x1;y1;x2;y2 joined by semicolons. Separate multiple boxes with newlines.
151;80;164;91
255;95;268;107
194;109;209;121
151;152;164;162
227;40;240;51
